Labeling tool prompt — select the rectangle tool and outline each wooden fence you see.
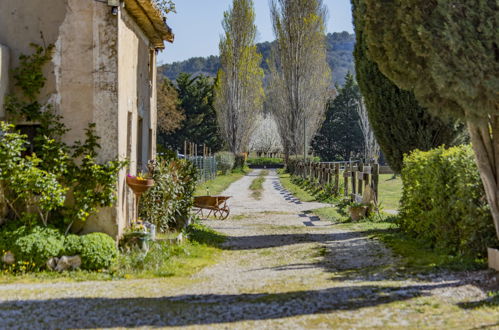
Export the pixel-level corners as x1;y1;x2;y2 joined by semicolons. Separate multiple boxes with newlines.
290;160;380;203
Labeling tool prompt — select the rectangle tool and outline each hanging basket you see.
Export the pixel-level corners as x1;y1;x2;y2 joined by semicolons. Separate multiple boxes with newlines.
126;176;154;195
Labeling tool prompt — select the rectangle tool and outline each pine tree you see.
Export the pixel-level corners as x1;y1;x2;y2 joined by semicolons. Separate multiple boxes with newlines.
359;0;499;238
312;74;364;161
352;0;465;173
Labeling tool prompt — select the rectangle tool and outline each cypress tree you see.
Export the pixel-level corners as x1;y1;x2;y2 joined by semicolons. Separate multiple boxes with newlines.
352;0;464;173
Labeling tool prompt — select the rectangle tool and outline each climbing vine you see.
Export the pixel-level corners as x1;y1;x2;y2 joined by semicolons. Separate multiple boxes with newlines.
1;43;126;231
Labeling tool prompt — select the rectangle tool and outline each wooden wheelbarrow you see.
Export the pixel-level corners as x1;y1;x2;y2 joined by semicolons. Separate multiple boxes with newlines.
193;196;231;220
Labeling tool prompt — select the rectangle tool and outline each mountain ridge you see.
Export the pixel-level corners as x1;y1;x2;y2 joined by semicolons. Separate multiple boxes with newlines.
159;31;355;86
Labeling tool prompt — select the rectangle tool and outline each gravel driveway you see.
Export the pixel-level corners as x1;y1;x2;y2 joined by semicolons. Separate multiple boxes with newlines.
0;170;498;329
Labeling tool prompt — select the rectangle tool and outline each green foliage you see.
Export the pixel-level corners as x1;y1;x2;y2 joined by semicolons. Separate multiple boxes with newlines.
79;233;117;270
312;74;363;161
247;157;283;167
351;0;466;173
159;32;356;86
399;145;497;258
1;44;126;229
139;156;198;232
358;1;496;120
62;235;83;256
0;224;64;271
158;73;224;153
215;152;235;174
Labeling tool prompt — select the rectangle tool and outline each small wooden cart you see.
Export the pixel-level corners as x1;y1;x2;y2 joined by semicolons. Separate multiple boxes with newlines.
193;196;231;220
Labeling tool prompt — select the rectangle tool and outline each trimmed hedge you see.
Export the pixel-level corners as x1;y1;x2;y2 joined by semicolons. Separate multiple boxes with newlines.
399;145;497;258
247;157;283;167
0;223;117;271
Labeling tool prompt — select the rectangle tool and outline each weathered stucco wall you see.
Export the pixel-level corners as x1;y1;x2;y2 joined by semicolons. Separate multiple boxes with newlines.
0;0;67;118
117;5;157;229
0;44;9;117
0;0;159;239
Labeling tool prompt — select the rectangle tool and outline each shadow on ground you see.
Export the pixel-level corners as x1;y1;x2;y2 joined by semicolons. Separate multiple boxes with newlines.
0;282;461;328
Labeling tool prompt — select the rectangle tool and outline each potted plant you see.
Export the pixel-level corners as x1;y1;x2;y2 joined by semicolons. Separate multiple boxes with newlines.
120;220;152;252
348;201;367;221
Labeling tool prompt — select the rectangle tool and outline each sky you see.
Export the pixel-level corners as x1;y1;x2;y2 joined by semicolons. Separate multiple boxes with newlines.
157;0;354;64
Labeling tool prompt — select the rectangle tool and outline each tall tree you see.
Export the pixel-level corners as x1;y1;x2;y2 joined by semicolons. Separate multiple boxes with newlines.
157;78;184;135
359;1;499;237
268;0;331;162
351;0;465;173
214;0;264;164
312;74;364;161
158;73;223;152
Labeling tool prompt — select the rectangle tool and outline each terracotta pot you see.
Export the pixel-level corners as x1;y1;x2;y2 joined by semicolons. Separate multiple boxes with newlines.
126;176;154;195
349;206;367;221
487;247;499;271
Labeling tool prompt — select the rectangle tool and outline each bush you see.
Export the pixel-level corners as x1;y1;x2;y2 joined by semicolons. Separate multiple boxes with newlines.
215;152;235;174
139;156;198;232
0;224;64;270
247;157;283;167
62;234;83;256
399;145;497;258
79;233;117;270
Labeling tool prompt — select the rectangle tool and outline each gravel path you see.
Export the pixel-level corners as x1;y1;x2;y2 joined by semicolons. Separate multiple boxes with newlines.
0;170;498;329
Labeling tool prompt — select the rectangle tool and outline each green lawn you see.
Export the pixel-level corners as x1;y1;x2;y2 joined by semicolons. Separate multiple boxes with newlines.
195;171;245;196
378;174;402;211
0;223;225;284
278;172;316;202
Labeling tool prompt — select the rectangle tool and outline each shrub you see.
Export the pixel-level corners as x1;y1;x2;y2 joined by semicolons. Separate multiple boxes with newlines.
79;233;117;270
215;152;235;174
399;145;497;258
139;156;198;232
247;157;283;167
62;234;83;256
0;224;64;270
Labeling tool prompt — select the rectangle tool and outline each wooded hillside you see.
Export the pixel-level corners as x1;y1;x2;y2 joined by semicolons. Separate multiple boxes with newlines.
159;31;355;86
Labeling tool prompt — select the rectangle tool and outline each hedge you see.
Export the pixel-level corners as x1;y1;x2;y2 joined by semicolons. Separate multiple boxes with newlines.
399;145;497;258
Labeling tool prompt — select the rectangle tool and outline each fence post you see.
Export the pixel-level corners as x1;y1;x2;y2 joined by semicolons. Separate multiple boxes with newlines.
357;161;364;197
343;163;352;197
372;163;379;203
351;161;357;200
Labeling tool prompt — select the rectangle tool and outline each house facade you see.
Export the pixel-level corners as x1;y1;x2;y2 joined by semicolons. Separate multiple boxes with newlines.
0;0;173;238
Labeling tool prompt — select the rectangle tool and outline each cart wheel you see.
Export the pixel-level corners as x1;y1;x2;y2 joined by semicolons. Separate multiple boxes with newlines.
220;208;230;220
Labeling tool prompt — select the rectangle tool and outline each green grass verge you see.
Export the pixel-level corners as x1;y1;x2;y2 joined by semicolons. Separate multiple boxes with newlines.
0;223;225;284
278;171;316;202
378;174;402;211
195;171;245;196
249;170;268;200
315;207;485;272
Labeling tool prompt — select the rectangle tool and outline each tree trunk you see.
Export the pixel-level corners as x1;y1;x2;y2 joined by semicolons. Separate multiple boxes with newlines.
467;114;499;239
233;153;246;170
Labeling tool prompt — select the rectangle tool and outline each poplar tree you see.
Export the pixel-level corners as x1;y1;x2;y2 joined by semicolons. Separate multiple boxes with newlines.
214;0;264;166
352;0;464;173
268;0;331;162
359;0;499;238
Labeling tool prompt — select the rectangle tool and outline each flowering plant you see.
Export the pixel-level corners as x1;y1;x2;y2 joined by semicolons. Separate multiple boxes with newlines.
127;220;148;233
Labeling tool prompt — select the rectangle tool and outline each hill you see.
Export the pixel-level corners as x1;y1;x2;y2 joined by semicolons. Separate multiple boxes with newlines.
159;31;355;86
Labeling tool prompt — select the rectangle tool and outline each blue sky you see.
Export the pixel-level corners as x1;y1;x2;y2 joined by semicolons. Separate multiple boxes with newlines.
158;0;354;64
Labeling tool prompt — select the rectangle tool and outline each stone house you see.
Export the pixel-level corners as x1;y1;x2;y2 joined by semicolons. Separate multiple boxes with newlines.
0;0;173;238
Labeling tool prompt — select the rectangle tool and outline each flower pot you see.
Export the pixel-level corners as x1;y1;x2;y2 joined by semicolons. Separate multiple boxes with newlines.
349;206;367;221
487;247;499;271
126;176;154;195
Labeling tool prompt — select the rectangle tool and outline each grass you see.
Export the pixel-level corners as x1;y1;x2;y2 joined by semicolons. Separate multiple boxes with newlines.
195;170;245;196
0;223;225;284
249;170;268;199
378;174;402;211
278;171;316;202
315;207;485;272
